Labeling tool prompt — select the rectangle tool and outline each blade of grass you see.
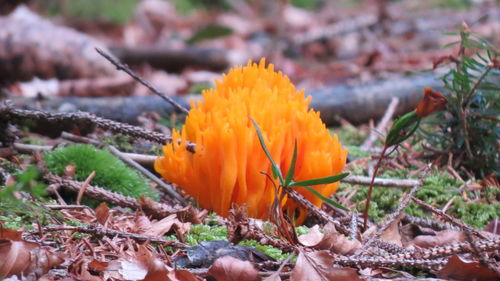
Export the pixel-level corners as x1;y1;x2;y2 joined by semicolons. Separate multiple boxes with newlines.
284;140;298;187
289;172;349;187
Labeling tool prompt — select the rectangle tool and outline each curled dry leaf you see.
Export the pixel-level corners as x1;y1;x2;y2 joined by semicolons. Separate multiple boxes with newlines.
290;250;363;281
0;228;64;279
208;256;261;281
437;255;499;281
380;214;403;247
298;225;323;247
95;202;110;225
315;223;361;255
408;229;466;248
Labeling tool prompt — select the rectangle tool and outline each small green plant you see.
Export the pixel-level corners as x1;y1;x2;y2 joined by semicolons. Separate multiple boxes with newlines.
0;166;53;229
251;118;349;212
44;144;159;201
422;25;499;178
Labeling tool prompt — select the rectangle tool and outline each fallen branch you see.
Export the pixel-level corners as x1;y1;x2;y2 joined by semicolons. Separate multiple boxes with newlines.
283;186;350;236
44;173;184;220
411;197;487;239
96;48;189;114
342;174;419;188
13;143;158;166
32;224;188;248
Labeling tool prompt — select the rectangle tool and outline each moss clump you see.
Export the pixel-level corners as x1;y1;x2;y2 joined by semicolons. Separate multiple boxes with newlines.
238;240;289;261
185;224;228;246
44;144;158;201
341;169;497;229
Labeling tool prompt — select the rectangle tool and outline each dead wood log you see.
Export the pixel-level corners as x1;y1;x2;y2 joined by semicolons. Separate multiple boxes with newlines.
109;46;229;72
0;6;116;83
7;73;443;126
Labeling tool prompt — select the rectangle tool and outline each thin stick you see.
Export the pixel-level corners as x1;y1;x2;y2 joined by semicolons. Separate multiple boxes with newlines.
361;97;399;151
33;224;188;248
76;171;95;205
95;48;189;114
362;145;388;231
2;101;172;144
342;174;419;188
411;197;487;239
107;145;188;205
44;173;182;219
283;186;350;236
13;143;158;166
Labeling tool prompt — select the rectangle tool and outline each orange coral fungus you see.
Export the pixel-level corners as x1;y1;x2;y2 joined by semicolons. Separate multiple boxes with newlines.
155;59;348;223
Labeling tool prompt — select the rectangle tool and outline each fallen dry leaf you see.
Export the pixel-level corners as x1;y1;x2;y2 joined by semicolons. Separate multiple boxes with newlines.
166;269;201;281
208;256;261;281
0;228;63;279
437;255;499;281
408;229;465;248
315;223;361;255
290;250;363;281
298;225;323;247
380;215;403;247
95;202;110;225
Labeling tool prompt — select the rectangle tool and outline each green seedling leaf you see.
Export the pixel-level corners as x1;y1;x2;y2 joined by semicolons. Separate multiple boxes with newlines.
251;118;284;183
285;140;298;187
299;186;349;211
385;111;421;147
187;24;233;45
289;172;349;187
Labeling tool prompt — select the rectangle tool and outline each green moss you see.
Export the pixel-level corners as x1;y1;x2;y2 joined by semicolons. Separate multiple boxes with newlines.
330;125;367;146
238;240;289;261
341;169;496;229
185;224;228;246
44;144;158;201
450;199;500;229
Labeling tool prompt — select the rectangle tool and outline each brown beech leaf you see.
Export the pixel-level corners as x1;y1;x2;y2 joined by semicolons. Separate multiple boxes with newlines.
146;214;182;237
166;269;202;281
298;225;323;247
0;228;64;279
95;202;110;225
315;223;361;255
380;215;403;247
0;227;23;240
208;256;261;281
290;250;363;281
409;229;465;248
437;255;499;281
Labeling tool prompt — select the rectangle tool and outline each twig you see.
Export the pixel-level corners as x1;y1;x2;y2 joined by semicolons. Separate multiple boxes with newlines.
333;254;445;270
95;48;189;114
76;171;95;205
60;132;102;146
1;100;173;145
283;186;350;236
411;197;487;239
13;143;157;166
342;174;419;188
361;97;399;151
402;214;460;231
44;204;92;210
107;145;187;205
44;173;183;219
33;224;188;248
464;230;500;277
349;212;358;240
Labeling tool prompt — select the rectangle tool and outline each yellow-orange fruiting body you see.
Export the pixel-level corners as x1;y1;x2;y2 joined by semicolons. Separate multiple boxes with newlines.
155;59;348;224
